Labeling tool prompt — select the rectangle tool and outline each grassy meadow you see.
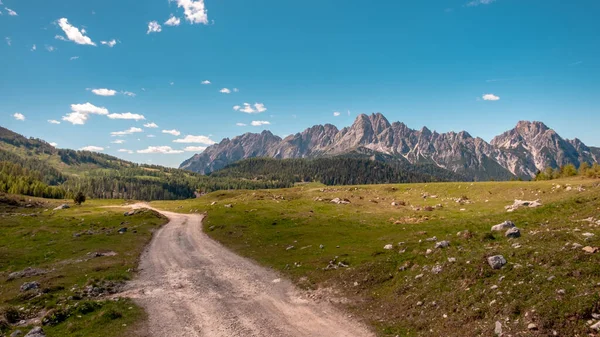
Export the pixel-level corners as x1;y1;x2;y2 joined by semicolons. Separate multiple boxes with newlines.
0;196;167;337
153;177;600;336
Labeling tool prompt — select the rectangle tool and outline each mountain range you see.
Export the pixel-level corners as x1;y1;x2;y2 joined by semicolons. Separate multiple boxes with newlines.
180;113;600;181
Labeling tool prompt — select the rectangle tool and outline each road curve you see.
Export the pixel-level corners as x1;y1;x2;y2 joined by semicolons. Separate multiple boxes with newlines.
123;204;375;337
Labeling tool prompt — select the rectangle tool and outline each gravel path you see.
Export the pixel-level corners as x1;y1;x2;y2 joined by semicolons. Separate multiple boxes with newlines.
123;204;374;337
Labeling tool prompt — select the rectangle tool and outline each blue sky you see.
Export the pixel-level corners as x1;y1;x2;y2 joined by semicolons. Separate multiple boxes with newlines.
1;0;599;167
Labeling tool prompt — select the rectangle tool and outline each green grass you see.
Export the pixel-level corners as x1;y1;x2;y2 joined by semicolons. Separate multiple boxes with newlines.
0;195;167;337
153;177;600;336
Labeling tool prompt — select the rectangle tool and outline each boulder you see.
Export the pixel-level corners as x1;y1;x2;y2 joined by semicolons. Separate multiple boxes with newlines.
505;227;521;238
494;321;502;335
491;221;515;232
487;255;507;270
53;204;69;211
8;267;47;281
435;241;450;249
24;327;46;337
505;199;542;212
582;246;599;254
118;227;127;234
383;244;393;250
11;330;23;337
20;281;40;292
331;198;350;205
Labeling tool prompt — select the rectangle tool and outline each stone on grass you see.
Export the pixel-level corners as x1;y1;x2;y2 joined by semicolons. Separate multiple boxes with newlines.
53;204;69;211
435;241;450;249
431;265;443;274
491;221;515;232
591;321;600;331
487;255;507;270
383;244;394;250
330;198;350;205
583;246;599;254
20;281;40;292
11;330;23;337
505;227;521;238
494;321;502;335
527;323;538;330
24;327;45;337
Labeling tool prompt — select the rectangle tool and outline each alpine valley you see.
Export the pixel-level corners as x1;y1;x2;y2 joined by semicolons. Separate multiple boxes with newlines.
180;113;600;181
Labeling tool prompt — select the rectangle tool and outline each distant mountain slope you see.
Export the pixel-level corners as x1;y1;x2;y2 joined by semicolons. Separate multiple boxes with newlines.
211;157;467;186
181;113;599;180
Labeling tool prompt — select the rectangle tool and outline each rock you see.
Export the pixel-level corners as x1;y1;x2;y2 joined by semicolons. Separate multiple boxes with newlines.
447;257;456;263
331;198;351;205
491;220;515;232
210;201;217;206
383;244;393;250
487;255;507;270
425;249;433;255
572;243;583;249
415;274;424;279
11;330;23;337
431;265;443;274
582;246;599;254
286;246;295;251
425;236;437;242
494;321;503;335
224;204;233;208
557;289;566;295
591;321;600;331
319;244;324;249
88;251;118;258
24;327;46;337
7;267;47;281
118;227;128;234
527;323;538;330
123;210;136;216
583;232;595;237
435;241;450;249
505;227;521;238
20;281;40;292
505;199;542;212
53;204;69;211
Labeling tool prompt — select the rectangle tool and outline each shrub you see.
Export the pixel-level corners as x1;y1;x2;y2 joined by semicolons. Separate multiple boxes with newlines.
73;191;86;205
0;306;21;324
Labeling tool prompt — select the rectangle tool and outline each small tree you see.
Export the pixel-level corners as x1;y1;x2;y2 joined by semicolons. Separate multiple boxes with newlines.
74;191;86;205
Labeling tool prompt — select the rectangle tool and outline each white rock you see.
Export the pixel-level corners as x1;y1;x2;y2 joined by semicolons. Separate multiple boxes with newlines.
492;220;515;232
487;255;507;270
494;321;502;335
383;244;394;250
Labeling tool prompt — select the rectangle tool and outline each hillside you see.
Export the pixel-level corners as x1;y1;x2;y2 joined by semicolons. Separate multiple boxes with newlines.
211;157;467;185
180;114;600;181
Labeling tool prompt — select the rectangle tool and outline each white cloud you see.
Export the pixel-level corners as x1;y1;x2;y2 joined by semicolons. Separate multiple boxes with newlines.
122;91;136;97
251;121;270;126
201;80;211;85
31;44;36;51
233;88;239;93
72;102;109;115
466;0;496;6
184;146;206;152
48;119;61;124
6;8;17;16
107;112;146;121
13;113;25;121
162;129;181;136
238;103;267;114
49;142;58;147
100;39;118;47
219;88;231;94
170;81;175;86
137;146;183;154
62;112;88;125
236;123;247;126
144;122;159;128
165;15;181;26
5;37;10;46
55;35;67;41
147;21;162;34
173;135;216;144
147;134;156;138
70;56;79;60
333;111;341;117
111;127;143;136
46;45;56;52
111;139;125;144
482;94;500;101
91;88;117;96
57;18;96;46
174;0;208;25
118;149;134;154
80;146;104;152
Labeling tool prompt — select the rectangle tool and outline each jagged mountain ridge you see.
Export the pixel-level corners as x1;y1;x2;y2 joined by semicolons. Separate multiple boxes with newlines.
179;113;600;180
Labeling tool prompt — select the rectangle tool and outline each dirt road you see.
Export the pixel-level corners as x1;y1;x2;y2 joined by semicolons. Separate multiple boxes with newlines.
123;204;374;337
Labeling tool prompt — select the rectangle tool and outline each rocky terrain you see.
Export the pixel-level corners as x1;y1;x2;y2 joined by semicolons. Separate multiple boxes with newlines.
180;113;600;181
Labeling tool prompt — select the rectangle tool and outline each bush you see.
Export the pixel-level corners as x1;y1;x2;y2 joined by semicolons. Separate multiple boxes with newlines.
74;191;86;205
77;301;101;315
0;306;21;324
102;308;123;320
42;308;70;326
